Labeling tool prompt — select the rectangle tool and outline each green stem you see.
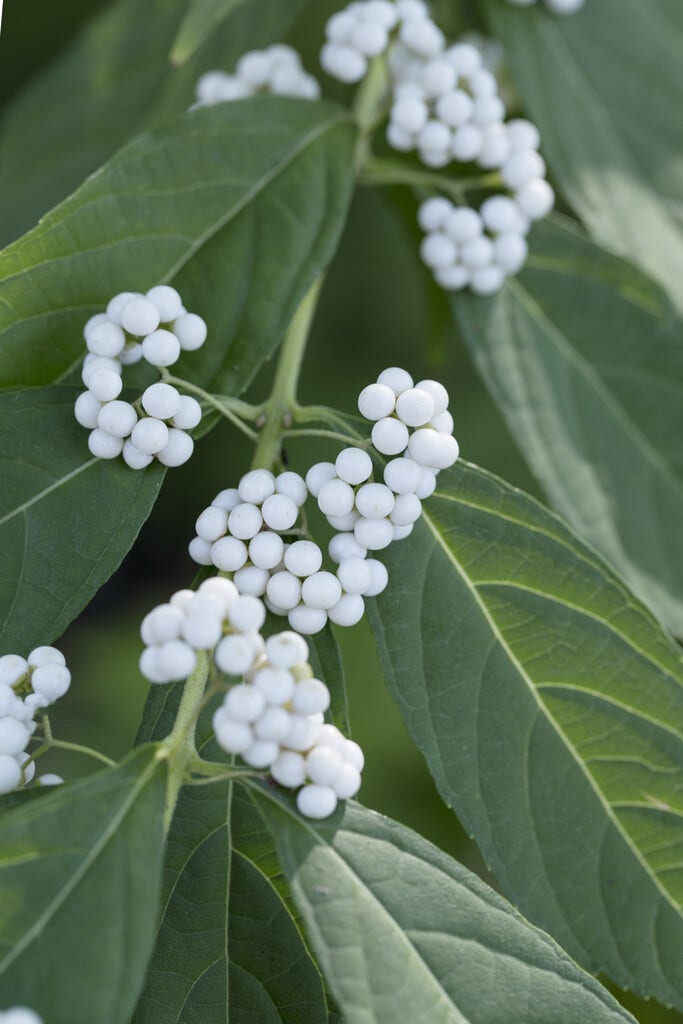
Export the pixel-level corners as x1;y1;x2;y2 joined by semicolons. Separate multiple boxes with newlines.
33;736;115;768
161;372;261;441
283;427;370;448
360;158;502;200
251;278;323;471
352;54;390;172
161;652;210;831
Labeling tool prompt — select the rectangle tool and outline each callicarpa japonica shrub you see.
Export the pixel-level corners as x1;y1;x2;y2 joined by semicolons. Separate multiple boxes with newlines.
0;0;681;1022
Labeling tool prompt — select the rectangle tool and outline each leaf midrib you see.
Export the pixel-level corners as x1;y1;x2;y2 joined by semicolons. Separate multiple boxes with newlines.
420;505;683;931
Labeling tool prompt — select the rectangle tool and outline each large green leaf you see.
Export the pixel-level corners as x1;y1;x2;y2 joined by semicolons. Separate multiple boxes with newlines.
252;787;636;1024
133;649;341;1024
171;0;253;65
0;0;307;245
0;98;354;391
368;461;683;1008
0;386;163;653
0;746;167;1024
454;216;683;636
482;0;683;309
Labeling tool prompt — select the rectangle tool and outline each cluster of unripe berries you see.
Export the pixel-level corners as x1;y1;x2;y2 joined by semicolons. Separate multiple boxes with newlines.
0;648;70;795
418;191;541;294
213;629;363;819
321;0;401;82
74;286;206;469
195;44;320;107
189;468;388;634
505;0;585;13
0;1010;43;1024
139;580;364;819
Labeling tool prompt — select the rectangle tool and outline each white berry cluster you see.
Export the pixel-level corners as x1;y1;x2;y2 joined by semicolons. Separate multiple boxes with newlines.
0;1009;43;1024
139;582;364;819
321;0;401;82
195;45;320;107
213;630;364;818
505;0;585;13
418;191;539;294
188;469;388;634
74;286;206;469
0;648;70;795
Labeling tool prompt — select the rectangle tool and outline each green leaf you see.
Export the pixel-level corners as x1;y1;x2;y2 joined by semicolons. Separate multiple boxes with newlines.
454;216;683;636
252;787;637;1024
481;0;683;309
134;684;330;1023
0;0;308;244
170;0;272;65
0;386;163;652
368;460;683;1009
0;98;354;391
0;746;167;1024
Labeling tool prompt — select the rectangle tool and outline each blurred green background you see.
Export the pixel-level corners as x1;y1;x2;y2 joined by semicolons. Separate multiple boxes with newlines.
0;3;679;1021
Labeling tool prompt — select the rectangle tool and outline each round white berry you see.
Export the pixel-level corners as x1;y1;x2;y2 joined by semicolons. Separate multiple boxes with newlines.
146;285;183;322
325;10;356;44
461;235;495;270
157;640;197;681
470;265;506;296
157;428;194;467
292;678;330;716
400;17;444;58
288;604;328;635
354;517;394;551
383;457;422;495
84;312;109;340
249;531;284;571
38;773;64;787
328;593;365;627
238;469;275;505
215;635;257;675
119;343;144;366
297;783;337;819
301;572;342;611
307;745;343;786
173;313;207;351
139;645;167;684
371;417;409;456
123;440;154;470
0;717;30;755
0;753;22;794
233;565;269;597
480;195;525;235
141;329;181;367
417;197;452;233
516;178;555;220
87;322;126;359
502;149;546;190
416;379;449;418
212;488;241;511
271;750;306;788
97;400;137;438
390;493;422;527
275;471;308;507
266;572;302;611
88;428;124;460
253;666;295;705
74;391;102;429
182;613;223;650
434;265;470;291
415;467;437;499
228;503;263;541
506;118;541;152
376;367;414;396
243;739;280;768
284;540;323;578
320;42;367;83
121;297;161;336
420;233;457;270
435;89;474;128
333;763;362;799
328;533;367;563
318;478;355;518
225;683;266;724
265;631;309;669
345;738;365;772
392;96;428;134
261;493;298;531
27;646;65;670
335;447;373;487
451;124;483;162
494;232;528;275
171;395;202;431
364;558;389;596
444;207;483;244
305;462;337;499
478;124;512;170
337;557;372;596
131;417;169;455
285;712;322;752
207;536;246;572
254;706;292;743
355;482;395;519
327;511;360;533
199;576;238;610
141;603;184;644
431;410;454;433
351;20;388;57
357;383;396;422
195;506;229;543
187;536;212;567
228;594;266;634
395;387;436;427
86;367;123;403
213;707;253;753
142;382;181;420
